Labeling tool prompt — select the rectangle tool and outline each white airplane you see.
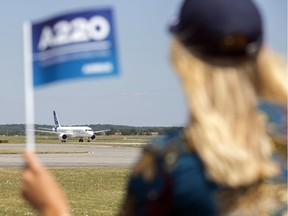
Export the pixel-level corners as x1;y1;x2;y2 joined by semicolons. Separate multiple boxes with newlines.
35;111;110;142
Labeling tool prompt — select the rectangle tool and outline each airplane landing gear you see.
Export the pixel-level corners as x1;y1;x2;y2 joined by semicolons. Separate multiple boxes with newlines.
79;138;84;142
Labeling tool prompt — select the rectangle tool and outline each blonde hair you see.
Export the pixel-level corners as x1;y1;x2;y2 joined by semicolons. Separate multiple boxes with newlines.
170;39;287;187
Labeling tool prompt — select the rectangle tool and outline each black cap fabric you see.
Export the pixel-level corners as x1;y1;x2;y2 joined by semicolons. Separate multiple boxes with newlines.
170;0;263;57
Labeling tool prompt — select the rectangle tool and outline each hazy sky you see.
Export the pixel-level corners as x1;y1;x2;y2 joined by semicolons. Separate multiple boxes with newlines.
0;0;287;127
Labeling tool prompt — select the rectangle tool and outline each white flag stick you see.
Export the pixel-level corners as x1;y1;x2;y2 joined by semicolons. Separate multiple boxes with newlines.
23;21;35;152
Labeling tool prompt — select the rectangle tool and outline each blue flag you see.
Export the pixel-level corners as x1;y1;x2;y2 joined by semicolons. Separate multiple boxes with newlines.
31;8;119;87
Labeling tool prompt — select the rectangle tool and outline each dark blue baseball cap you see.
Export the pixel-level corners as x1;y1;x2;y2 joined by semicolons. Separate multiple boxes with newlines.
169;0;263;57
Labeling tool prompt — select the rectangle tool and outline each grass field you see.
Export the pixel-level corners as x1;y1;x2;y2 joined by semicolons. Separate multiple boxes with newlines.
0;135;152;145
0;168;130;216
0;135;148;215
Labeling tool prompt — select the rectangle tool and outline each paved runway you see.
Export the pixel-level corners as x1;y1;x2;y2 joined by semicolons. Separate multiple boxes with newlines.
0;144;142;168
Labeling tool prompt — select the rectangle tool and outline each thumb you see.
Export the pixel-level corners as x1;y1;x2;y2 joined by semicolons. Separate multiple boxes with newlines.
23;150;43;173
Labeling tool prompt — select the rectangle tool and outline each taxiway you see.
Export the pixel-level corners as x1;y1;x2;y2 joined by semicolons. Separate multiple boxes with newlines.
0;144;142;168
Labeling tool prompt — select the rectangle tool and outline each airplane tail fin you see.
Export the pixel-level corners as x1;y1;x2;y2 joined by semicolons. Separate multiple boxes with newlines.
53;111;61;129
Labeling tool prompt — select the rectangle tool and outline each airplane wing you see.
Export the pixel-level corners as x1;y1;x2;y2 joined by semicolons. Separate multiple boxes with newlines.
37;127;53;130
94;129;110;134
33;129;74;137
33;129;58;134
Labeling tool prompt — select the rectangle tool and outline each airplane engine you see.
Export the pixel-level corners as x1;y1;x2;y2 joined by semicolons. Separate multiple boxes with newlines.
59;134;68;142
90;134;96;140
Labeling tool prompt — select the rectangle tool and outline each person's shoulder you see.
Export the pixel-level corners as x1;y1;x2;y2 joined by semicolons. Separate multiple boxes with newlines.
128;128;188;181
144;129;186;155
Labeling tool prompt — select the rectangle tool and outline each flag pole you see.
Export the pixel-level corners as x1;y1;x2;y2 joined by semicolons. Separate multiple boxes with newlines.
23;21;35;152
